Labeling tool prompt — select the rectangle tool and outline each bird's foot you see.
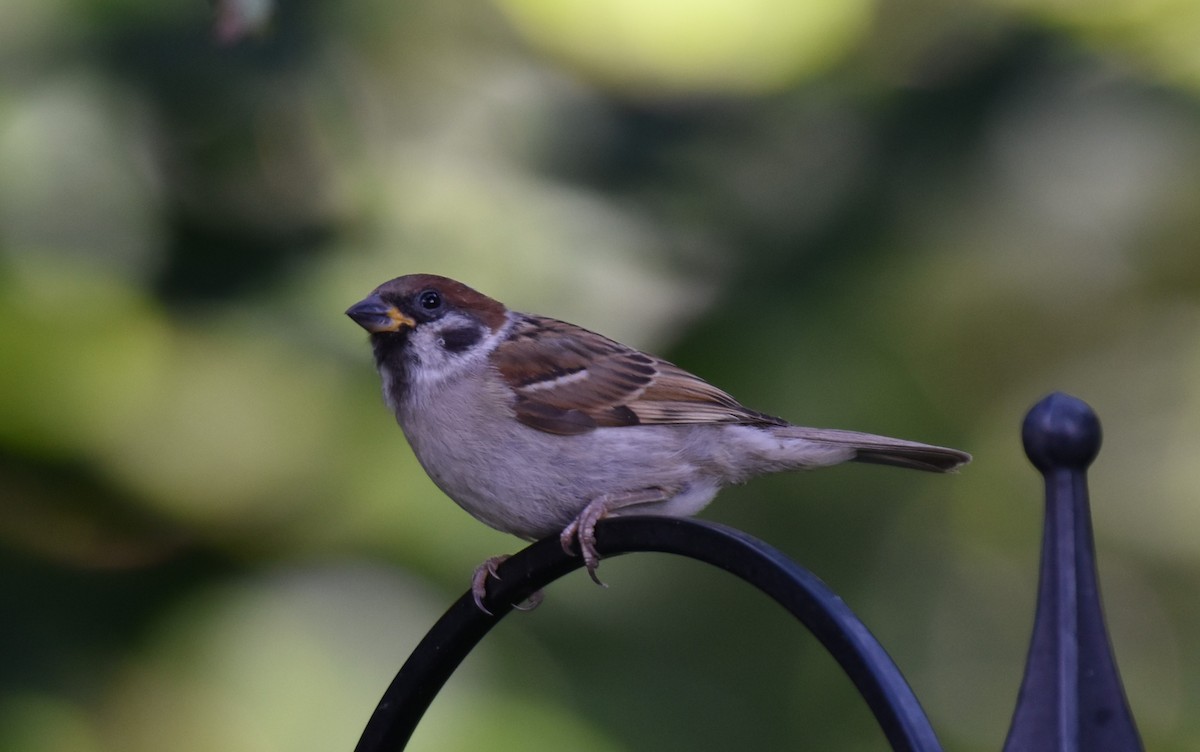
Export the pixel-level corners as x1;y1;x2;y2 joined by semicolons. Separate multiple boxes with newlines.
471;555;508;614
471;555;544;615
560;500;609;587
560;488;670;587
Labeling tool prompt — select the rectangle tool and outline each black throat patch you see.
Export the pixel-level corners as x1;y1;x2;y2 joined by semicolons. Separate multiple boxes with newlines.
371;332;413;398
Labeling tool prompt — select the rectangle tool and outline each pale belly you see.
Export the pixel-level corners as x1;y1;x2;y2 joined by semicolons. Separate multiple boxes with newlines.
399;406;724;540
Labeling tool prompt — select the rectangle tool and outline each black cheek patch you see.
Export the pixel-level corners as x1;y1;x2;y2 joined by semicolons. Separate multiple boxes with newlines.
439;326;484;353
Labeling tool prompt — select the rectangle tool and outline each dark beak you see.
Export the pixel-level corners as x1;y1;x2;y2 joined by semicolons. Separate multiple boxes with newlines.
346;294;416;333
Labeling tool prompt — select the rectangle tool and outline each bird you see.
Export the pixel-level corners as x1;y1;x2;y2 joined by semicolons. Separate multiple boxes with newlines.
346;274;970;611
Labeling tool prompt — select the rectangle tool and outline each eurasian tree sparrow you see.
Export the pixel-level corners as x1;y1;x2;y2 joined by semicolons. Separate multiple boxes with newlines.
347;274;970;610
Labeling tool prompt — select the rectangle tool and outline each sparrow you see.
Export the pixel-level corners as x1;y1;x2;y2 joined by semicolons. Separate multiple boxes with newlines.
347;274;970;611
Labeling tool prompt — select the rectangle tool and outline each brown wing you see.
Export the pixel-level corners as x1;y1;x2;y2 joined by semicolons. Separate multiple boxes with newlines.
493;315;785;436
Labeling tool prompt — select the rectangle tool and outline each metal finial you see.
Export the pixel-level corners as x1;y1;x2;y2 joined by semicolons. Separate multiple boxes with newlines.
1021;392;1102;472
1005;392;1142;752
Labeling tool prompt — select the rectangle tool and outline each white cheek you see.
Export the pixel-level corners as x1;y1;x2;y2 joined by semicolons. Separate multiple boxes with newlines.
407;329;455;387
406;318;511;391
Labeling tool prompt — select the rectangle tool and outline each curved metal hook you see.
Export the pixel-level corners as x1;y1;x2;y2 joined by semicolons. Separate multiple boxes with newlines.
354;516;942;752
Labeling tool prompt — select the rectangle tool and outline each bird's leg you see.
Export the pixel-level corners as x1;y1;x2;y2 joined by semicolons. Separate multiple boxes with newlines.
560;487;670;586
473;487;669;612
471;555;544;615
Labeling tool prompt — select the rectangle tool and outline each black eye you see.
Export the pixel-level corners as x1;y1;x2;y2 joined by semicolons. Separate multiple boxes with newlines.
418;290;442;311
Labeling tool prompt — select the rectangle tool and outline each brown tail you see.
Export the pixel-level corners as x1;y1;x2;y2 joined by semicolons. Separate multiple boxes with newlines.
777;427;971;473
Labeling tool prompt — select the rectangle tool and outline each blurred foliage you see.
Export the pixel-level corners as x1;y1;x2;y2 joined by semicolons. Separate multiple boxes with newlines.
2;0;1200;750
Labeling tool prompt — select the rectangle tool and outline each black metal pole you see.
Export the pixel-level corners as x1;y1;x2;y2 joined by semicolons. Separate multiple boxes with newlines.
354;517;942;752
1002;392;1143;751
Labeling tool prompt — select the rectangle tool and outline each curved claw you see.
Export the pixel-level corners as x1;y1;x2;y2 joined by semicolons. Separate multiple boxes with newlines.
472;554;546;614
512;590;545;611
560;488;671;588
471;555;511;615
560;500;607;586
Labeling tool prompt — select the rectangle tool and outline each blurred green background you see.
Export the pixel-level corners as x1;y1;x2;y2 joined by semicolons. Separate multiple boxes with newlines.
3;0;1199;750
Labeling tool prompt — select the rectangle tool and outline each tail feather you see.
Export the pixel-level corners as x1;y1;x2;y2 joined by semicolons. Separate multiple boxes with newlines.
777;427;971;473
